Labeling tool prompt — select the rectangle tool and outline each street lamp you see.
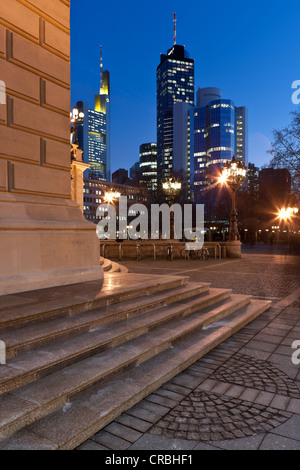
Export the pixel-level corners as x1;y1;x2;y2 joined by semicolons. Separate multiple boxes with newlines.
162;174;182;239
277;207;298;250
70;108;84;164
70;108;84;146
104;191;121;204
219;156;247;241
278;207;299;221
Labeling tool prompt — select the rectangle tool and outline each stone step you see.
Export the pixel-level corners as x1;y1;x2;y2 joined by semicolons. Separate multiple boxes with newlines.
102;259;112;272
118;264;129;274
109;261;120;272
0;299;271;449
0;291;252;442
1;283;211;359
0;274;189;333
0;287;235;394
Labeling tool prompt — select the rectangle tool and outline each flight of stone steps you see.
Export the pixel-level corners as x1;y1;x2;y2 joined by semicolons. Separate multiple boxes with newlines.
0;273;271;450
100;256;128;273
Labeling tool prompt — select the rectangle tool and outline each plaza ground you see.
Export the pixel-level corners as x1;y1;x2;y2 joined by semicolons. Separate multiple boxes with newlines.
77;243;300;451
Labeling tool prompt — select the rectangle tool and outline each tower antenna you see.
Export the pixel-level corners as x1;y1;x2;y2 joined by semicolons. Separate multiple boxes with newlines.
173;12;176;45
100;45;103;91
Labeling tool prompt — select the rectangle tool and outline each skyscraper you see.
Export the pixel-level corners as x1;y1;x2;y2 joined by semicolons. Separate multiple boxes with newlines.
139;143;158;192
76;49;111;182
156;29;194;183
190;88;248;205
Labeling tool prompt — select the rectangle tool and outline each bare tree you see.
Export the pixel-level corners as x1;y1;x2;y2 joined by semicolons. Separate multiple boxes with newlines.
267;107;300;196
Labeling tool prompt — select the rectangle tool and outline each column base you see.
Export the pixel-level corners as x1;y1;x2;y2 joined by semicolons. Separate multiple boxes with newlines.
0;265;104;296
225;240;242;258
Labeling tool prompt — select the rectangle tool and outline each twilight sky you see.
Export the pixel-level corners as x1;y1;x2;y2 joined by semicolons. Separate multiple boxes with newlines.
70;0;300;175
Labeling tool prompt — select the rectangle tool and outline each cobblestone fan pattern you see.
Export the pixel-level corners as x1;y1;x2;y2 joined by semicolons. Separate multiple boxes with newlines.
149;390;292;441
211;354;300;398
148;351;300;442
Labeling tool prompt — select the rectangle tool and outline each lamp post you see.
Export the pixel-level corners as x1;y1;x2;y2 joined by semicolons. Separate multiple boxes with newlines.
220;156;247;241
70;108;84;161
277;207;298;251
162;174;182;239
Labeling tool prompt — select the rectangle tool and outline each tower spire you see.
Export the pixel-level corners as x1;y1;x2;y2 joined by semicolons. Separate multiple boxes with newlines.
100;45;103;91
173;12;176;45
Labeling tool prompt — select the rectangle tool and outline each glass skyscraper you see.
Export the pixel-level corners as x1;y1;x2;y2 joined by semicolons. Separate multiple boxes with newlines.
191;88;248;205
76;67;111;182
139;143;158;192
156;44;194;183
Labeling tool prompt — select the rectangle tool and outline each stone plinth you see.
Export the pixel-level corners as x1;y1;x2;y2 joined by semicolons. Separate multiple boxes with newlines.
225;241;242;259
0;0;103;295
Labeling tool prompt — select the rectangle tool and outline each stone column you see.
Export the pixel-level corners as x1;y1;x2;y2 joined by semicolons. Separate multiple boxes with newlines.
0;0;103;295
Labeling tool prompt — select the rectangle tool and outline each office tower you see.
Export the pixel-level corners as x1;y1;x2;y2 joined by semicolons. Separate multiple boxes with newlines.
139;143;158;192
191;87;248;206
76;50;111;182
236;107;248;165
130;162;140;180
247;163;259;200
156;38;194;183
173;102;194;200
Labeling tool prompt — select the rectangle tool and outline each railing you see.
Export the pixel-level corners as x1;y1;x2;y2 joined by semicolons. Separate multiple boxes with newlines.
119;244;123;261
153;243;156;260
101;241;227;260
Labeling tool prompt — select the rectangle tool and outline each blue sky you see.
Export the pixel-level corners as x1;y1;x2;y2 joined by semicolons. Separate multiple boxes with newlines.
70;0;300;174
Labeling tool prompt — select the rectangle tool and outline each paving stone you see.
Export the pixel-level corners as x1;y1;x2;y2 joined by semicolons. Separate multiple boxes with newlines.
269;414;300;440
259;434;300;450
154;388;186;402
238;388;260;402
146;393;177;409
171;373;203;389
286;398;300;414
210;382;232;395
92;430;130;450
254;391;275;407
104;421;143;443
126;406;158;424
77;439;109;450
115;414;153;433
225;385;245;398
269;395;291;411
197;378;218;392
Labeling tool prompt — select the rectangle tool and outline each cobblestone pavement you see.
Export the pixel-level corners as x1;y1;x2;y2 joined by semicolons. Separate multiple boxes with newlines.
77;249;300;451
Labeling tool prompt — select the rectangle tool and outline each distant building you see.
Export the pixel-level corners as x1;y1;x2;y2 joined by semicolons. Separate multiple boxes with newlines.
129;162;140;180
236;106;248;166
139;143;157;192
259;168;291;208
112;169;129;185
247;163;259;200
83;179;147;224
156;43;194;183
76;52;111;182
